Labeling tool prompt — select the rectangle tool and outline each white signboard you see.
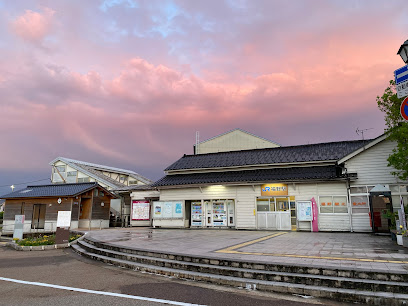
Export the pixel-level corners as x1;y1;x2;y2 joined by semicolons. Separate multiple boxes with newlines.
13;215;25;240
297;201;312;221
132;201;150;221
57;211;72;227
397;80;408;99
152;201;184;219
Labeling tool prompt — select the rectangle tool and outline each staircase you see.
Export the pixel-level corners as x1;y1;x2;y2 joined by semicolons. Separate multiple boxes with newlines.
72;235;408;305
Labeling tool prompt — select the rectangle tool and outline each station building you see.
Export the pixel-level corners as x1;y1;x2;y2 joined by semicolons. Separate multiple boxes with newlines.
148;129;408;232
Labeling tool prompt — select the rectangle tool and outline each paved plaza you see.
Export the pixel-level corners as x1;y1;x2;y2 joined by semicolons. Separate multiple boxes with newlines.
84;228;408;273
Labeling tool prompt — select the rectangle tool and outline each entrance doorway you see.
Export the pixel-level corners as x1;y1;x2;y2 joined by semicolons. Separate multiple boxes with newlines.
369;185;393;233
256;197;293;230
32;204;46;229
369;193;392;233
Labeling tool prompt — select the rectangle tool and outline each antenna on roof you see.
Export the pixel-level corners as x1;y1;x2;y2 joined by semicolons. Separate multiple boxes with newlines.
356;127;373;140
195;131;200;154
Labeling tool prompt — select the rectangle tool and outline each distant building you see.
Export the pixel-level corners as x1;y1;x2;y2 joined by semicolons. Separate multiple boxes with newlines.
194;128;280;154
49;157;153;226
49;157;152;189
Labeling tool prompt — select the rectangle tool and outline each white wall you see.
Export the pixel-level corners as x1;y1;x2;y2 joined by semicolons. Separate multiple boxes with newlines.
160;181;350;231
288;182;350;231
160;185;259;229
198;130;279;154
345;140;402;186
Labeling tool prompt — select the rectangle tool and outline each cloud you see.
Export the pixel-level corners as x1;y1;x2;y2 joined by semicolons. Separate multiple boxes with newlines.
1;0;407;180
11;7;55;44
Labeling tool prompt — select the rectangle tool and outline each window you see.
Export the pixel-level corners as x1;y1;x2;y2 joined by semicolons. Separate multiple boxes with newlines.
350;195;369;214
67;171;77;177
100;191;104;197
256;199;269;212
56;165;66;173
129;180;138;185
319;196;348;213
78;177;90;183
350;186;367;194
94;189;99;197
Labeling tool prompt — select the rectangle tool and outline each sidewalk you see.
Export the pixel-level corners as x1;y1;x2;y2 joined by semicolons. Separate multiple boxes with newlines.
84;228;408;274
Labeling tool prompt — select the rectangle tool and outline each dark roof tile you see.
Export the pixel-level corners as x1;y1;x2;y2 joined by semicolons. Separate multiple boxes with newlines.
165;139;370;171
0;183;100;199
153;166;340;187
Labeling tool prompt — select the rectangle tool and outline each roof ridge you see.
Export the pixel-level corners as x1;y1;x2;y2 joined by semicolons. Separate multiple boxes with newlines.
26;182;97;188
58;157;139;174
197;128;280;146
184;138;373;158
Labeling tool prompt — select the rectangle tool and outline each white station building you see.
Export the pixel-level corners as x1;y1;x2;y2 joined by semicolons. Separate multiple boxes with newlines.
142;129;407;233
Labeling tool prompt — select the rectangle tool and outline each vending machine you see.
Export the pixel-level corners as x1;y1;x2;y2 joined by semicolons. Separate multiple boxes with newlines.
212;200;227;226
227;200;235;227
191;201;204;227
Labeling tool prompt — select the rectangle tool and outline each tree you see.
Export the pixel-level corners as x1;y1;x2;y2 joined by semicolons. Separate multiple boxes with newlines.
376;80;408;180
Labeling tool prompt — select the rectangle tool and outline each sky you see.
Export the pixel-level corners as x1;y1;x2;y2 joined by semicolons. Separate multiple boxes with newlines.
0;0;407;194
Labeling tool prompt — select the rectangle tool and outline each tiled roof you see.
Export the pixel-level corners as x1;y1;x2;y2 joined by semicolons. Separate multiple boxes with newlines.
0;183;100;199
166;139;370;171
153;166;340;187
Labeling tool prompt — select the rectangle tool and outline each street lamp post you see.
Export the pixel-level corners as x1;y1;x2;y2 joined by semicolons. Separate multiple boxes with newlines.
397;40;408;64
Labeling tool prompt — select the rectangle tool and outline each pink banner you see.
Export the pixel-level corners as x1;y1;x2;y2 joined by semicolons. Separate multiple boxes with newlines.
311;197;319;232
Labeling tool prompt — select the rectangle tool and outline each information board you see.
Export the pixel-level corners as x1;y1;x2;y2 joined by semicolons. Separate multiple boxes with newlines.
56;211;72;227
152;201;184;219
132;200;150;221
13;215;25;240
297;201;312;221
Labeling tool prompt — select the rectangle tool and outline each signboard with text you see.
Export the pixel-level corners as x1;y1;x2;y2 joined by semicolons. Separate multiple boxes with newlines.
261;183;288;196
132;200;150;220
395;65;408;98
57;211;71;228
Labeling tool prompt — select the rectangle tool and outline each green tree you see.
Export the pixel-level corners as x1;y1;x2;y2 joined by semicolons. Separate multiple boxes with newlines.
376;80;408;180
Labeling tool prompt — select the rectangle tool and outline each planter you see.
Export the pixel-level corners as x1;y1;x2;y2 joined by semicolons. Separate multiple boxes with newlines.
397;234;403;246
403;236;408;248
391;231;397;241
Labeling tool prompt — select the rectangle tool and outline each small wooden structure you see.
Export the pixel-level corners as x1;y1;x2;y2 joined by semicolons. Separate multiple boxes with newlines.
1;182;116;235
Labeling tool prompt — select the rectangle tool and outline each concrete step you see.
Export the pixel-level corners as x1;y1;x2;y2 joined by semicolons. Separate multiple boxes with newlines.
72;243;408;306
77;239;408;294
83;236;408;282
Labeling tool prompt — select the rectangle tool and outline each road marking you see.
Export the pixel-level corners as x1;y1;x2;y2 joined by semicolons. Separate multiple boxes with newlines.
0;277;206;306
215;232;408;264
215;232;288;253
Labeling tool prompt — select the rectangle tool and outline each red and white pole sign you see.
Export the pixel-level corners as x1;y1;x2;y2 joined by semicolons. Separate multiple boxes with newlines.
401;96;408;121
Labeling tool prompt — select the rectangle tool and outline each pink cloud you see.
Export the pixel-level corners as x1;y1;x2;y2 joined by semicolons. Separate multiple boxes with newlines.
11;7;55;43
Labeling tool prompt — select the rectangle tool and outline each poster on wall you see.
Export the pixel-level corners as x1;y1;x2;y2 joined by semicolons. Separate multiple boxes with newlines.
152;201;184;219
153;202;163;217
297;201;312;221
173;201;183;218
132;200;150;221
162;202;173;218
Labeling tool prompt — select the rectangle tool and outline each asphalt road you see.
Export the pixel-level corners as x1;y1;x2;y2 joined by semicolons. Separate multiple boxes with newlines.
0;242;352;306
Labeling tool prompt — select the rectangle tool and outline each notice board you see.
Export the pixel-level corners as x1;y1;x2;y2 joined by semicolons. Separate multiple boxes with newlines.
132;200;150;220
297;201;312;221
152;201;184;219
